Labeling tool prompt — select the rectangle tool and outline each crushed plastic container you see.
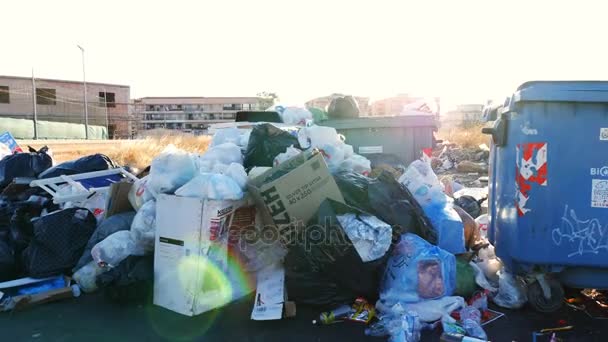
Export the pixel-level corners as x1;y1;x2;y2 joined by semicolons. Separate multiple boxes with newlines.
485;81;608;311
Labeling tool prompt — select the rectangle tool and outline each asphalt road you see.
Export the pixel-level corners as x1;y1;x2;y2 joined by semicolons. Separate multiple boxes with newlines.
1;292;605;342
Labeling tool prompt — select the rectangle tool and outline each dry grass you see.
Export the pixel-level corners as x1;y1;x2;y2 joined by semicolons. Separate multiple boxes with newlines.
437;123;490;148
107;135;211;170
41;133;211;170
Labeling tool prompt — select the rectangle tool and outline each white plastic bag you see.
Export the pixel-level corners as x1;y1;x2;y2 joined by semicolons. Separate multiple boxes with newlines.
491;270;528;309
399;160;445;207
225;163;248;189
469;261;498;292
148;145;197;194
339;155;371;176
91;231;144;268
128;176;155;211
475;214;489;239
197;143;243;172
376;296;465;323
130;200;157;252
175;173;244;200
73;260;107;293
212;128;241;146
320;143;346;170
337;213;391;262
273;145;302;166
297;125;342;149
280;107;313;125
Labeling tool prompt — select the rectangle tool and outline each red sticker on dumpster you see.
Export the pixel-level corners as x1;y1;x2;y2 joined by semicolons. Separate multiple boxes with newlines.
516;142;548;216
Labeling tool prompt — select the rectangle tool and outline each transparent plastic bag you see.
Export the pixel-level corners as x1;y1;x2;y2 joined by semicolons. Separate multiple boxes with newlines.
91;231;144;268
339;155;371;176
491;269;528;309
148;145;197;194
337;213;392;262
73;260;107;293
366;311;422;342
273;145;302;166
380;233;456;304
130;200;157;252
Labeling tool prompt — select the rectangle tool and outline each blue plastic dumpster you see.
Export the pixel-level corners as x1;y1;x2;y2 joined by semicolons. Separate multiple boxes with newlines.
484;81;608;312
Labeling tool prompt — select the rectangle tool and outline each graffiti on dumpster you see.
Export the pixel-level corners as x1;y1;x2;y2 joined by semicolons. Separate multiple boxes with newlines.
551;205;608;257
516;142;548;216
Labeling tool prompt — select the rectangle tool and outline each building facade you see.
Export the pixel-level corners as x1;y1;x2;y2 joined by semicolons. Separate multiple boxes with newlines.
135;97;260;135
0;75;132;138
305;94;370;116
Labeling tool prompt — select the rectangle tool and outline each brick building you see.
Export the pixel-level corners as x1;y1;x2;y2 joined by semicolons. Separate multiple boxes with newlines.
0;75;132;138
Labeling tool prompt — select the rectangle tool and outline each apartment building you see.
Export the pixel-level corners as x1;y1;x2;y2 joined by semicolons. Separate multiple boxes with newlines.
305;94;370;116
0;75;133;138
135;97;260;135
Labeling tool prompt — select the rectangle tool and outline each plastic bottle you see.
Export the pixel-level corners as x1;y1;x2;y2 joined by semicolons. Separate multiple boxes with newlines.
314;305;353;325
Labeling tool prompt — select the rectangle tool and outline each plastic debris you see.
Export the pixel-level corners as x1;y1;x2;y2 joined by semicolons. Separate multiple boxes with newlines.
130;200;157;252
273;145;302;166
91;231;145;268
147;145;197;194
380;233;456;304
337;213;392;262
491;269;528;309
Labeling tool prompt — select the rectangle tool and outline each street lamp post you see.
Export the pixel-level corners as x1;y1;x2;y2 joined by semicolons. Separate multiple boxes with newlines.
77;45;89;139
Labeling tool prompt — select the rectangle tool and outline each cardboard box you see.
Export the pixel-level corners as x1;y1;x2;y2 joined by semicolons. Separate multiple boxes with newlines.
104;181;134;218
153;194;250;316
248;151;344;244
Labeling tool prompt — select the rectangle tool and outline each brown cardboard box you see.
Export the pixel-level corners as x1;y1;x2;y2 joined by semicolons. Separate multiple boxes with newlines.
247;151;344;244
105;181;133;218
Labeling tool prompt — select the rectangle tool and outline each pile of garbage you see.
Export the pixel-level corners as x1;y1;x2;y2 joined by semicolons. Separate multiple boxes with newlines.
0;115;526;341
431;142;490;187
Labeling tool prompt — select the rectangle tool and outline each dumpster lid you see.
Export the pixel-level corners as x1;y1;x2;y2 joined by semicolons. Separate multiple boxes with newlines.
511;81;608;105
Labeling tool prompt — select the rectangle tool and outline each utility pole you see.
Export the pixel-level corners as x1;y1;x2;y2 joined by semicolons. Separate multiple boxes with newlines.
77;45;89;139
31;68;38;140
102;87;109;138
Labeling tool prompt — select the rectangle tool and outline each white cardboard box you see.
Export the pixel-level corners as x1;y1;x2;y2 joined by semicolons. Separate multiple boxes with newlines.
153;194;246;316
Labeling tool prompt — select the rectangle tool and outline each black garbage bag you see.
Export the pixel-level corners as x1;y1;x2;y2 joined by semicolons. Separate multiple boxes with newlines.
74;211;136;271
454;195;484;219
285;246;355;307
38;153;117;179
0;146;53;188
327;95;360;119
334;171;437;244
22;208;96;278
285;199;390;305
0;238;15;281
96;255;154;304
244;124;300;169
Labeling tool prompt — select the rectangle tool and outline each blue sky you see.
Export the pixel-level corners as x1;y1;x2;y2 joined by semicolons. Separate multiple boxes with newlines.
2;0;606;109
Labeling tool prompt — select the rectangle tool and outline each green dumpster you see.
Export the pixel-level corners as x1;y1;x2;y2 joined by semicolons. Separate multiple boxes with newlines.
319;115;437;166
